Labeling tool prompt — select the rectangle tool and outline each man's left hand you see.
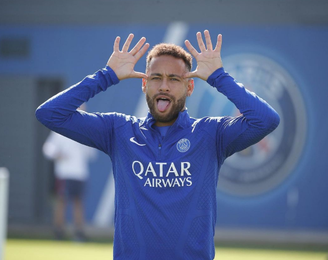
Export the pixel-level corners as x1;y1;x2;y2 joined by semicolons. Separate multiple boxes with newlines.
184;30;223;81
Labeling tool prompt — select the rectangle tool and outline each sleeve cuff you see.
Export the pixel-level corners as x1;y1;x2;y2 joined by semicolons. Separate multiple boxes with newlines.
105;65;120;85
206;67;225;87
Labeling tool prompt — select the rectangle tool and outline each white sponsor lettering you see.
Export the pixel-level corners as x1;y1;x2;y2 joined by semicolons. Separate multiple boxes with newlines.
132;161;144;179
157;162;166;177
143;177;192;188
166;163;179;177
181;162;191;176
145;162;156;177
132;161;192;188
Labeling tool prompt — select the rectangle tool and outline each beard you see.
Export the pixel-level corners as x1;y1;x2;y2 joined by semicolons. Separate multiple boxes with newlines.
146;93;187;124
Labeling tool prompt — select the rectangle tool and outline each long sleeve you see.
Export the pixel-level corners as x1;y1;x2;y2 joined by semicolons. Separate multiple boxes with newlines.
207;67;280;157
35;66;120;152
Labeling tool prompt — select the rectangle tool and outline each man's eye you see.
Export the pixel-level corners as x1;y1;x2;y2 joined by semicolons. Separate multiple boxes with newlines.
151;77;161;80
170;78;180;81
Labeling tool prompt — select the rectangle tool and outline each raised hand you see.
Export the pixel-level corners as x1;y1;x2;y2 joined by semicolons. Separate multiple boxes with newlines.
107;34;150;80
184;30;223;81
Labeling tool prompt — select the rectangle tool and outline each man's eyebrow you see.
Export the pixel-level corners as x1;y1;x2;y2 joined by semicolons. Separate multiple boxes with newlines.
149;73;162;77
167;74;183;78
149;73;184;79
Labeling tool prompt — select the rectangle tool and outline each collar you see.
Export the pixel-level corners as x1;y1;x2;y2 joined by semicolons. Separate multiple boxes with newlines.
142;109;192;130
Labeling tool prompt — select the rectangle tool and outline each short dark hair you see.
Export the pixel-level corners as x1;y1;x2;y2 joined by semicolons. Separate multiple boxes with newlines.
146;43;192;72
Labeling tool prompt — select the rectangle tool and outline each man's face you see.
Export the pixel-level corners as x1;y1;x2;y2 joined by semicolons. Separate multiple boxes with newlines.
142;55;194;126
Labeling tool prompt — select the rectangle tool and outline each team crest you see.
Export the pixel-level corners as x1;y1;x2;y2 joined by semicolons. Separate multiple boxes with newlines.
176;138;191;153
187;53;307;196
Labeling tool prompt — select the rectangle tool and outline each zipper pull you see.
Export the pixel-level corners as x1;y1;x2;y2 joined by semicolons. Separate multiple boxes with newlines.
158;143;162;150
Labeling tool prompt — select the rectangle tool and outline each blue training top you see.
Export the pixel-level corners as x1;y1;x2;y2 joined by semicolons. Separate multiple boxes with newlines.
36;66;280;260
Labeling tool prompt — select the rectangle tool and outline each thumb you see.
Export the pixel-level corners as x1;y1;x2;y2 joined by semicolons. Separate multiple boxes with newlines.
184;70;198;79
132;71;148;79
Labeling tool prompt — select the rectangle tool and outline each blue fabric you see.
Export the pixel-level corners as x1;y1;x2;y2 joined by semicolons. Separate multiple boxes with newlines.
36;66;279;260
154;125;171;139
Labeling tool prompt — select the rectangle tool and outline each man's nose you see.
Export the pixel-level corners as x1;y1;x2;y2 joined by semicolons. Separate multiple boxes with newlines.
159;78;170;92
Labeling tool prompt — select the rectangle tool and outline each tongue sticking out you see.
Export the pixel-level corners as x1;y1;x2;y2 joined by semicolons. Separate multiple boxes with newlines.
157;99;170;112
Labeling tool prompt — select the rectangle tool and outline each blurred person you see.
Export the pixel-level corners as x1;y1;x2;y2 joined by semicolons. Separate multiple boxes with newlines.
43;104;96;242
36;30;279;259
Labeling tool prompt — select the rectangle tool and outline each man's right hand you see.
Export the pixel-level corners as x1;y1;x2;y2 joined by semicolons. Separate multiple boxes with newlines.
106;34;149;80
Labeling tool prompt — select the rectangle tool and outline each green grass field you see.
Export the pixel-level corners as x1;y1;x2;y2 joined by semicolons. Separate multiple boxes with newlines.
4;239;327;260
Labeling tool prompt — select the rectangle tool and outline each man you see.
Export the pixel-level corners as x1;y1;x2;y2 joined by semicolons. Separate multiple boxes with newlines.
36;30;279;259
43;119;96;241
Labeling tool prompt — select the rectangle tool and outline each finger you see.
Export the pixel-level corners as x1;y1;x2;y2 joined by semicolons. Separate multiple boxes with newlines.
184;70;197;79
204;30;213;51
196;32;206;52
130;37;146;56
122;33;134;52
134;42;150;61
113;36;120;52
132;71;148;79
214;34;222;53
184;40;199;57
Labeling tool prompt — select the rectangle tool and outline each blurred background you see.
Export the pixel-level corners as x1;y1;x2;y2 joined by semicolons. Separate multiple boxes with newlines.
0;0;328;251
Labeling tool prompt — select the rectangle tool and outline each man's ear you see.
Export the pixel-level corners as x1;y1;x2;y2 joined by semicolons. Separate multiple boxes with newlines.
142;78;147;93
187;79;194;96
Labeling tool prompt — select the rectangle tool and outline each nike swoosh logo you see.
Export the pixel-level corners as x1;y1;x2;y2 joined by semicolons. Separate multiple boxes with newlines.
130;137;146;146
